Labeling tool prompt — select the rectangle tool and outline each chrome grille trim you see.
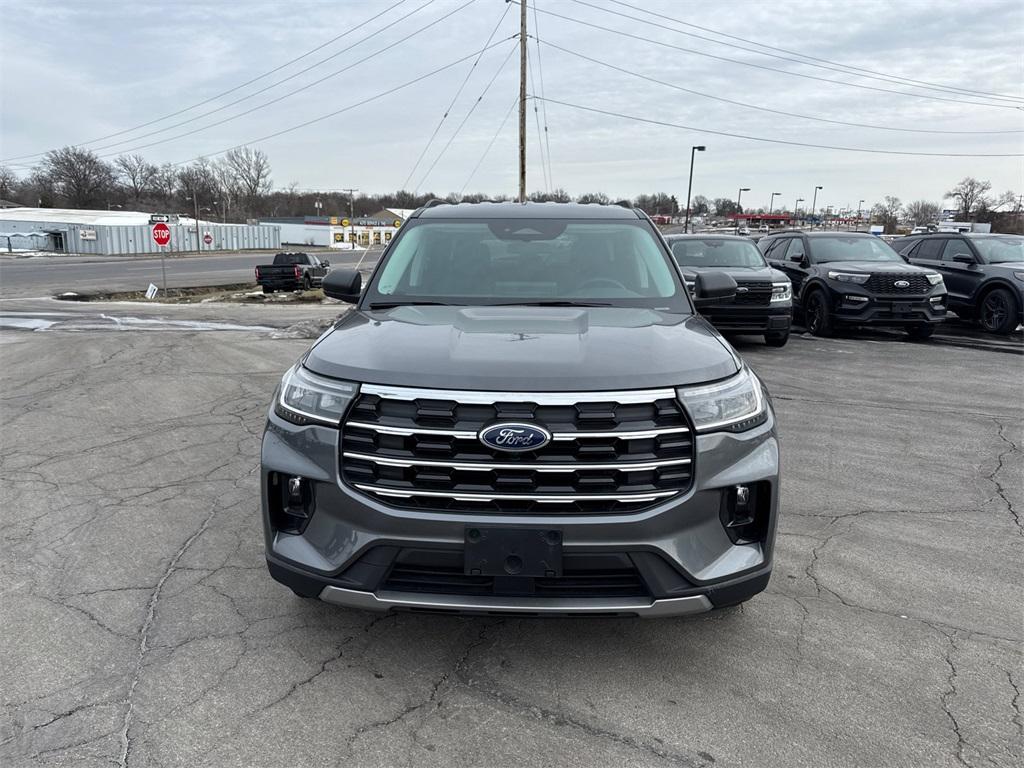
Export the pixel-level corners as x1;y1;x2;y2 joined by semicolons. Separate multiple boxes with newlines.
360;384;678;405
353;483;679;504
343;451;690;472
345;421;689;441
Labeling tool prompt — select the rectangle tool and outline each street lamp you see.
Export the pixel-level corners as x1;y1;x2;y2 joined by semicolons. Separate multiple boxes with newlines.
768;192;781;229
314;199;323;217
736;187;750;232
857;199;865;228
795;198;805;221
683;145;705;234
811;185;823;228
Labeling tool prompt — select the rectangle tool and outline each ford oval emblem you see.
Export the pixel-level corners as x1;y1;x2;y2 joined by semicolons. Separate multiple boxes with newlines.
894;280;910;288
478;422;551;452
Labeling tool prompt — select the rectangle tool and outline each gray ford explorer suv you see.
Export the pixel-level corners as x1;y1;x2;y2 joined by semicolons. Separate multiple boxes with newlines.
261;202;780;617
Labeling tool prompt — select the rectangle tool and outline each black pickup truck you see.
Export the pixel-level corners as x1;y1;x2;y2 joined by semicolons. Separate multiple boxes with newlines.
255;252;330;293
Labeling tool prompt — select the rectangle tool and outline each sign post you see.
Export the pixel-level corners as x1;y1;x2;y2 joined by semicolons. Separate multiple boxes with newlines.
152;222;171;294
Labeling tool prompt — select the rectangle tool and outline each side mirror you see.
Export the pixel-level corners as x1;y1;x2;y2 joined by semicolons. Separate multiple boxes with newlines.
321;259;330;267
692;271;737;307
788;252;805;264
952;254;975;265
322;268;361;303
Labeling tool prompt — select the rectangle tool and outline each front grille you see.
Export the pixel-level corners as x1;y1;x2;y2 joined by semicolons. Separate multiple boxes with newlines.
382;549;649;598
865;273;931;295
341;385;694;514
733;280;773;305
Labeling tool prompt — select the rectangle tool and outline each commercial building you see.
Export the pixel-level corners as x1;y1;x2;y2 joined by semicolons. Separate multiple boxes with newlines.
262;208;414;249
0;207;280;256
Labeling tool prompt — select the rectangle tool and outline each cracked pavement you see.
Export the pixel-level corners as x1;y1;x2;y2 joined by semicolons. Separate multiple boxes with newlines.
0;317;1020;767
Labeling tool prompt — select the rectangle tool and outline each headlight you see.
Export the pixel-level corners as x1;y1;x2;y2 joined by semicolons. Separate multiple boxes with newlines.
827;271;869;284
1014;272;1024;282
677;366;767;433
770;281;792;302
274;364;358;427
926;273;944;286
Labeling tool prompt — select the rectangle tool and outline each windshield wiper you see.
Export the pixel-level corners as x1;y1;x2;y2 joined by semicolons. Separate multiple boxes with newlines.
489;300;614;307
366;301;454;310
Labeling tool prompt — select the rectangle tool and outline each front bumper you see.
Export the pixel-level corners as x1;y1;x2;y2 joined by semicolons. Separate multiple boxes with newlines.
829;289;947;326
261;407;780;617
702;302;792;334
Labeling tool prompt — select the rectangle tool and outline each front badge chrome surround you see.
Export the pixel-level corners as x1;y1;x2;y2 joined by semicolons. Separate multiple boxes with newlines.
478;422;552;453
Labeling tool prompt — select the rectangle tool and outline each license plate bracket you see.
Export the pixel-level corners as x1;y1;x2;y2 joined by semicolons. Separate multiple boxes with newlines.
893;302;912;313
464;527;563;578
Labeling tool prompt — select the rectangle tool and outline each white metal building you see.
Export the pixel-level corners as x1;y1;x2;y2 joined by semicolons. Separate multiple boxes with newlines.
0;208;280;256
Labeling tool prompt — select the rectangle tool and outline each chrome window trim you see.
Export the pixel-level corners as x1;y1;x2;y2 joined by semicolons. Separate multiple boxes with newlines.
343;451;690;472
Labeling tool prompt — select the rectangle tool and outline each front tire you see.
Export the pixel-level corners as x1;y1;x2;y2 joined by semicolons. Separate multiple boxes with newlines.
978;287;1019;335
804;290;834;337
764;331;789;347
905;323;935;340
302;275;312;292
263;286;275;294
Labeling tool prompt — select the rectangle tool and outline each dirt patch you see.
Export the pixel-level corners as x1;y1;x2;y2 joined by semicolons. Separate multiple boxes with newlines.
54;284;334;305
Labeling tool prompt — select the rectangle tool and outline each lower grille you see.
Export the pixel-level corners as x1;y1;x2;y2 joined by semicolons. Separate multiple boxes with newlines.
734;280;773;305
383;549;649;598
341;385;694;515
865;273;931;294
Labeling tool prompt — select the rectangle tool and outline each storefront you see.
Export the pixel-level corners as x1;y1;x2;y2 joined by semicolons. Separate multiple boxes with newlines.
329;209;410;249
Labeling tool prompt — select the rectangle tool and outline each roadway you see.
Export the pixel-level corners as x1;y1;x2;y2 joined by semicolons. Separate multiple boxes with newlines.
0;248;382;298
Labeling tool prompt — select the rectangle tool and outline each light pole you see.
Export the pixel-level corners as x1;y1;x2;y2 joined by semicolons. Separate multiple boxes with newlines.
736;187;750;232
811;185;823;228
795;198;804;223
314;199;323;218
185;194;202;251
768;192;781;230
857;199;865;229
683;145;705;233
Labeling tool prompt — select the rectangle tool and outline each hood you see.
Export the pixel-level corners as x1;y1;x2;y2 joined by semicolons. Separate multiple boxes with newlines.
820;260;933;273
680;265;787;282
986;262;1024;274
304;306;739;391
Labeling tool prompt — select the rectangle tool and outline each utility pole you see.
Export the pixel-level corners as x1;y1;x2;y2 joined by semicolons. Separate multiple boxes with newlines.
518;0;527;203
342;188;358;250
811;185;823;228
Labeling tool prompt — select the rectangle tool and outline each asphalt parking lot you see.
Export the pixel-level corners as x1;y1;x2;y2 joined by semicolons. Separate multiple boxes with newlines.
1;312;1021;767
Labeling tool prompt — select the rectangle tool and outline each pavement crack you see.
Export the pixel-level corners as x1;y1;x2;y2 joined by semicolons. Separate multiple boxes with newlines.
1010;670;1023;737
115;504;223;768
937;631;972;767
988;419;1022;536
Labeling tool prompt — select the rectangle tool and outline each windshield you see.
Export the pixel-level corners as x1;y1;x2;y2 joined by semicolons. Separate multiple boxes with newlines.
670;238;766;268
810;236;902;263
364;219;690;311
972;236;1024;264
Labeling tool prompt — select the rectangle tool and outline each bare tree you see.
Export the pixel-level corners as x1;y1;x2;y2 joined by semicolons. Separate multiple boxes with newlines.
153;163;179;201
870;196;902;234
0;166;18;200
225;148;272;209
115;154;158;201
212;158;241;222
38;146;117;208
945;177;991;219
904;200;940;225
576;192;610;205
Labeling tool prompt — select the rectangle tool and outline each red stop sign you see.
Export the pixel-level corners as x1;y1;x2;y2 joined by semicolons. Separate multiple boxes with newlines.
203;232;213;245
152;222;171;247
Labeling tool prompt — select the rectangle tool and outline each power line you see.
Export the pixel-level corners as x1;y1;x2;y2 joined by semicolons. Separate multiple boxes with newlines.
413;44;519;192
0;0;414;163
534;96;1024;157
461;96;519;195
527;45;550;192
531;0;554;189
518;2;1023;110
401;1;512;190
82;0;480;161
603;0;1024;104
539;38;1023;135
168;40;516;168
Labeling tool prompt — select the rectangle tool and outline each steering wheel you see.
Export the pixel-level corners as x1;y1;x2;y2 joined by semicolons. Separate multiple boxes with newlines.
575;277;629;293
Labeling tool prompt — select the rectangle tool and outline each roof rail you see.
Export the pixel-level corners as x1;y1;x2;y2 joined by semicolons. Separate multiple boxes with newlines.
422;199;450;209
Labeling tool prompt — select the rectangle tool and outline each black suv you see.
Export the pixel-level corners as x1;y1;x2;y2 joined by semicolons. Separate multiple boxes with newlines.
891;233;1023;335
758;231;947;338
665;234;793;347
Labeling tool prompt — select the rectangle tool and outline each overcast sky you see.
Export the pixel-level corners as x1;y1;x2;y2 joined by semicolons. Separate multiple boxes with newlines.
2;0;1022;210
